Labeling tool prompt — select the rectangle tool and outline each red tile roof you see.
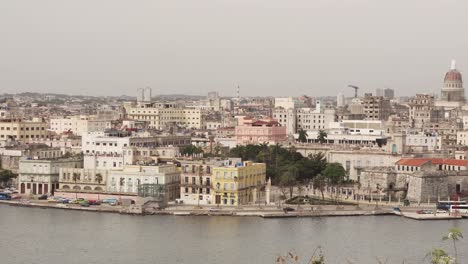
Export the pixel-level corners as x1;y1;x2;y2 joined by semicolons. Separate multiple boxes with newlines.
396;159;432;167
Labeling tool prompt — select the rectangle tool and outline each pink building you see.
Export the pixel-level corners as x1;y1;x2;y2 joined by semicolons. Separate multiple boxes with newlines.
235;120;287;146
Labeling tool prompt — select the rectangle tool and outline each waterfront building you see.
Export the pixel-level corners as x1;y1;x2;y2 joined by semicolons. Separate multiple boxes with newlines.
212;161;266;206
57;168;109;193
18;157;83;195
107;164;180;206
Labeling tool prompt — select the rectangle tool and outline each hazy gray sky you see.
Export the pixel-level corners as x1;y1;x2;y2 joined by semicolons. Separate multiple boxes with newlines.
0;0;467;97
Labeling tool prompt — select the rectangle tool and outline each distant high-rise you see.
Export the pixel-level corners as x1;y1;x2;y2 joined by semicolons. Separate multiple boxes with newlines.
376;88;394;99
337;92;345;107
208;91;219;100
375;88;384;97
384;88;394;99
137;87;152;102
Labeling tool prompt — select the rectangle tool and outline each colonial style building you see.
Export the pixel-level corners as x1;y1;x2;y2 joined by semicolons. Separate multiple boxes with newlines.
18;157;83;195
235;119;286;146
212;161;266;206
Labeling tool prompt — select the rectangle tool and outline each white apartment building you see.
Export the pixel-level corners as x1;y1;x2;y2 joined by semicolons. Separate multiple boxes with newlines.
273;108;296;135
50;115;112;136
273;102;336;135
406;132;440;151
107;164;180;204
18;157;83;195
457;130;468;146
274;97;295;109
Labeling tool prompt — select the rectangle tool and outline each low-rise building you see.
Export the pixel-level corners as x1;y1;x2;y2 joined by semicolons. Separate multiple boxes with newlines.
235;120;286;146
107;164;180;206
18;157;83;195
212;161;266;206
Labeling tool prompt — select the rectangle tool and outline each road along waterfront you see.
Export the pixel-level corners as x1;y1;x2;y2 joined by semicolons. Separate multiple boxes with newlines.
1;204;468;264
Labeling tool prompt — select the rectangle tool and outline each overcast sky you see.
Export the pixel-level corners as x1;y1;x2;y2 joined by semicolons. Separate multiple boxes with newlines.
0;0;467;98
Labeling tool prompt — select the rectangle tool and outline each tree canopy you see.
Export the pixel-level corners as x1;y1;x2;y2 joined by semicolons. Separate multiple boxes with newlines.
228;144;327;184
322;162;346;185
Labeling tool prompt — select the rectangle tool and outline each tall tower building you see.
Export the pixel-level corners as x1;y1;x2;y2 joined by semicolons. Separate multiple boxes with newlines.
336;92;345;107
441;60;464;103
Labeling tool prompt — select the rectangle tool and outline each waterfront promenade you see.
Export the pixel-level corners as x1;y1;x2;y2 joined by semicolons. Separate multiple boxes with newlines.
0;197;462;220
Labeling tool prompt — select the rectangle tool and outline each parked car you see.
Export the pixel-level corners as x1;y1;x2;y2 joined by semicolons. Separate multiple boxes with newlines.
102;198;118;204
70;198;85;204
283;207;296;212
80;202;90;207
209;207;221;212
11;194;21;200
38;195;48;200
59;199;70;204
416;209;433;214
88;200;101;205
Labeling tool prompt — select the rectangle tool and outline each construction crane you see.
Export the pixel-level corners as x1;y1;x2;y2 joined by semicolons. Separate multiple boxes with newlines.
348;85;359;98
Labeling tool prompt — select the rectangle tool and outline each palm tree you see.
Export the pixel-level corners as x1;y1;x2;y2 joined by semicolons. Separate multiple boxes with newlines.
72;173;79;199
95;173;103;200
317;130;328;144
297;128;308;143
443;228;463;263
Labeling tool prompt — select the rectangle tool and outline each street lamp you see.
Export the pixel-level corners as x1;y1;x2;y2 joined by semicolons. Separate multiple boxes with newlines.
30;176;35;196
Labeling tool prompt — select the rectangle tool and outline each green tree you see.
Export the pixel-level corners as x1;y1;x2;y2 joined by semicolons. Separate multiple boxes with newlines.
0;170;14;187
313;174;327;200
95;173;103;200
323;163;346;185
323;163;346;202
317;130;328;144
297;128;308;143
279;165;298;199
443;228;463;263
181;145;204;156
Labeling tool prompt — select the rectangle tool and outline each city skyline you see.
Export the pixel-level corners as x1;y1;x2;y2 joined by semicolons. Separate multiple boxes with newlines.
1;1;467;97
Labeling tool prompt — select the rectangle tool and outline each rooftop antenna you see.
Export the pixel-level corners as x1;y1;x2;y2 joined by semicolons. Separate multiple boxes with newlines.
451;59;456;70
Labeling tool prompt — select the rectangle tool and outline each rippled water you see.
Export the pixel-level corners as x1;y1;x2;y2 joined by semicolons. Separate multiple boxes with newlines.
1;205;467;264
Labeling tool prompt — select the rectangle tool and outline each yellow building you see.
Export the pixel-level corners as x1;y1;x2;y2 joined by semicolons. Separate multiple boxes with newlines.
212;161;266;206
126;103;202;129
0;118;49;145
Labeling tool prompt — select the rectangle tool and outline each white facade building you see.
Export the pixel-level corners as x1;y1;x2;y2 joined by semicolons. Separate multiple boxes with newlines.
50;115;112;136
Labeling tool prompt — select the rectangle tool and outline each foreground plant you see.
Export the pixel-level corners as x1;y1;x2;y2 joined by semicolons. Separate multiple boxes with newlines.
442;228;463;263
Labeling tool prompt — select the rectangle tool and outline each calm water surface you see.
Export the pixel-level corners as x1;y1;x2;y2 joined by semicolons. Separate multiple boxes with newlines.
1;205;468;264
